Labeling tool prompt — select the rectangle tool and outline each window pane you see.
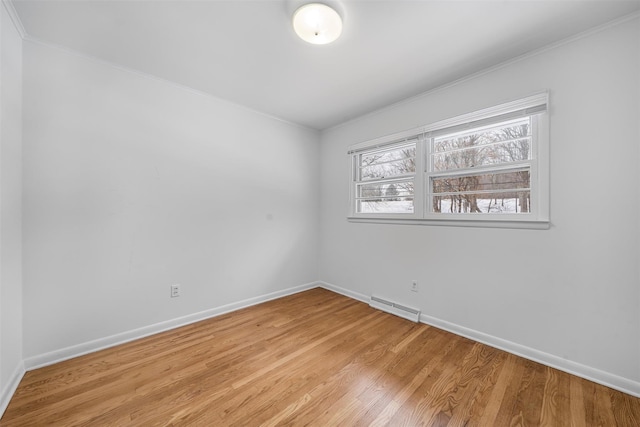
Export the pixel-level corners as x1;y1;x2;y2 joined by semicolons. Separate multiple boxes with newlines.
358;181;414;199
349;94;547;222
433;191;530;214
357;180;414;214
432;170;530;194
361;160;415;180
360;146;415;180
358;198;414;214
433;118;530;171
433;138;530;171
361;145;415;165
431;170;530;214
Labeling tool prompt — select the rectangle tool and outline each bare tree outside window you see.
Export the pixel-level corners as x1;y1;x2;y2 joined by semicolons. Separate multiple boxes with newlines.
356;143;416;213
431;118;532;214
349;93;548;225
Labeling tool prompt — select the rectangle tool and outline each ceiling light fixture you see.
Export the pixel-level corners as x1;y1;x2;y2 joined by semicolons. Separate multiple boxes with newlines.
293;3;342;45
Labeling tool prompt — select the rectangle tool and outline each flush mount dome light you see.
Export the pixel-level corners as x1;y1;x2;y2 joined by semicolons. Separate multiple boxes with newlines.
293;3;342;45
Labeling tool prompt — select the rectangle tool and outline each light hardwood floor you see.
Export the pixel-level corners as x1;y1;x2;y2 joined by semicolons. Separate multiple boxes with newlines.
2;288;639;426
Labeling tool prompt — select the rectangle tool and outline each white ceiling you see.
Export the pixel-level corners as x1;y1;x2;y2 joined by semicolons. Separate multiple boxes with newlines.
11;0;640;130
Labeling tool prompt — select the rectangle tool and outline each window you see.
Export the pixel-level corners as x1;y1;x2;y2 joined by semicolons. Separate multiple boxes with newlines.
354;139;417;215
348;93;549;228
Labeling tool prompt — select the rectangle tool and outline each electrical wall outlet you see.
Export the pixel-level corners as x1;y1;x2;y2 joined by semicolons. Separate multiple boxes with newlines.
411;280;418;292
171;284;181;298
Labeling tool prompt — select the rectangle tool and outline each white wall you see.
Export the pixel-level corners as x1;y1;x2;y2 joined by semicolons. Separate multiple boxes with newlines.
0;0;23;412
22;40;320;360
319;16;640;388
9;4;640;407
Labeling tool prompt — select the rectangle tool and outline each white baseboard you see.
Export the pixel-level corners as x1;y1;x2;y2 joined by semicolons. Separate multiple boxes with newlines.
318;281;640;398
318;281;369;304
1;361;25;418
419;312;640;398
18;280;640;400
24;281;319;371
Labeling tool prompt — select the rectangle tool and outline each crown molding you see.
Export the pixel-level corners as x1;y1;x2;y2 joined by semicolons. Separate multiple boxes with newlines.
2;0;26;38
21;35;320;135
325;10;640;133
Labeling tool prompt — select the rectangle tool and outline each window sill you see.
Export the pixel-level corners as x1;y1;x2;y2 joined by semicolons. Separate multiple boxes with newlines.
347;217;550;230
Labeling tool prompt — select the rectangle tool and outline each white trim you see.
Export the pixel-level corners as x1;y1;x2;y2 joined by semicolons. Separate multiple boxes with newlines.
348;217;550;230
348;93;549;226
317;281;369;304
348;92;547;154
327;12;640;133
21;36;320;134
15;281;640;400
24;282;318;370
419;312;640;399
319;281;640;398
2;1;26;39
423;93;547;137
348;128;423;154
0;362;25;418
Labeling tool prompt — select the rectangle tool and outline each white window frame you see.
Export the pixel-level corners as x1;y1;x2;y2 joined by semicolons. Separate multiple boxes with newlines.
348;93;549;229
349;132;423;220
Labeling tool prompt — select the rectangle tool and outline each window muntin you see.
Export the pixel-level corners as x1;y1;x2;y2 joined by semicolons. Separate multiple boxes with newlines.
348;93;549;227
354;142;417;215
432;118;531;170
428;117;534;216
359;144;416;180
357;179;415;214
431;169;531;214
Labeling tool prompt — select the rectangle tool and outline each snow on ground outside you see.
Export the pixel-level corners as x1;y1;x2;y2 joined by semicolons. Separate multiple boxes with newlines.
360;197;527;214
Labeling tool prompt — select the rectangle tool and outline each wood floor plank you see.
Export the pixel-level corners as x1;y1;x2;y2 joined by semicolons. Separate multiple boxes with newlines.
1;288;639;426
511;359;547;425
369;334;456;426
539;366;570;427
593;383;618;426
446;345;506;426
294;323;429;425
389;339;497;425
361;329;454;426
97;293;372;426
475;352;517;425
217;312;393;425
569;375;588;427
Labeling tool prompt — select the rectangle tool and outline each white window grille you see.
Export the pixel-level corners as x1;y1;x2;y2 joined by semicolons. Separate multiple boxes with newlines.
348;93;549;229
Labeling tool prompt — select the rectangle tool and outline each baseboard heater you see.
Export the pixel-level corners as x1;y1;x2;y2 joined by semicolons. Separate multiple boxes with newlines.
370;295;421;323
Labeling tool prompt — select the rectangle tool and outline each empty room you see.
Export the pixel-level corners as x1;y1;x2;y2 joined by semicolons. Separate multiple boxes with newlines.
1;0;640;425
